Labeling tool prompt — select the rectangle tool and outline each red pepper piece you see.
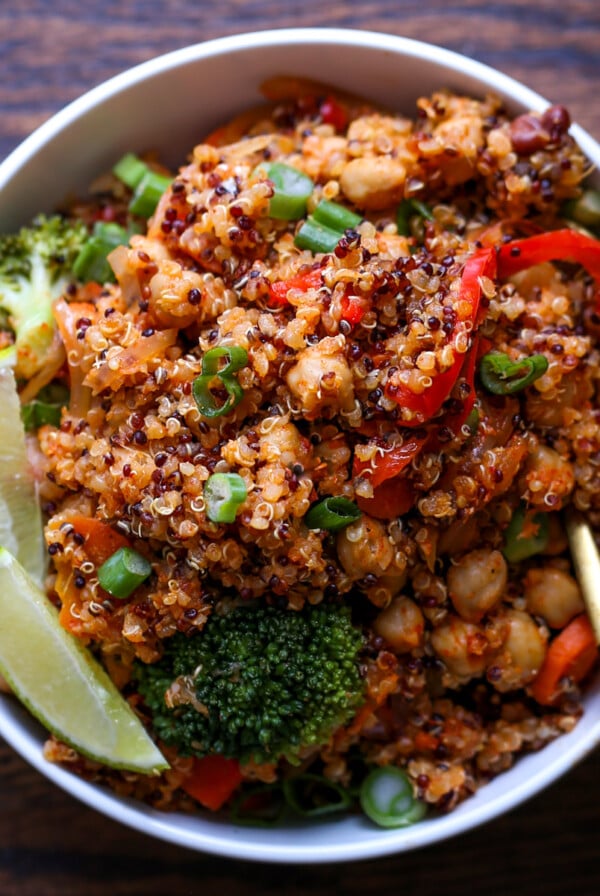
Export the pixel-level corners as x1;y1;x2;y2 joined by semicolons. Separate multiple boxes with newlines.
319;95;348;131
340;293;366;326
268;268;323;306
353;436;426;488
181;755;243;811
439;335;481;437
497;229;600;283
356;477;416;519
385;248;496;427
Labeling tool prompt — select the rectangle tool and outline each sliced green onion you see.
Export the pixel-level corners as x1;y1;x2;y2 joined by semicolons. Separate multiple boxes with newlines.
304;496;361;531
112;153;149;189
396;198;434;236
113;152;172;218
562;190;600;229
192;345;248;418
192;373;244;418
396;200;413;236
72;221;130;284
295;217;343;254
503;504;550;563
479;351;549;395
282;773;353;817
204;473;247;523
255;162;314;221
409;199;434;221
97;547;152;599
193;375;242;418
359;766;426;829
129;170;172;219
312;199;362;232
201;345;248;377
21;382;69;432
230;784;287;827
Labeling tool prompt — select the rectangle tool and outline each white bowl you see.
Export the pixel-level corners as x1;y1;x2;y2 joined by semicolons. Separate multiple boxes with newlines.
1;27;599;863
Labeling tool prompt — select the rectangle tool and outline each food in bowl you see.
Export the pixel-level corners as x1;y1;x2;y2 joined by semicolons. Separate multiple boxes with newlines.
1;72;599;830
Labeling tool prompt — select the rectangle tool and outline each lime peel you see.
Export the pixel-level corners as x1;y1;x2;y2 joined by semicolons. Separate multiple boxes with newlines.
0;546;168;774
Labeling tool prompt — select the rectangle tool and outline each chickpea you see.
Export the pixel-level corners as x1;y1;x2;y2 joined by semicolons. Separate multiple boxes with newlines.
258;420;306;468
286;337;354;420
378;568;409;597
373;596;425;653
437;514;481;557
522;443;575;510
434;114;484;157
447;549;507;623
337;516;394;578
524;567;584;629
490;609;547;692
431;616;491;679
339;156;406;210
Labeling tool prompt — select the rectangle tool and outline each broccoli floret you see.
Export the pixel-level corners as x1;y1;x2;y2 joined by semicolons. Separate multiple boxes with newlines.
135;604;366;765
0;215;87;378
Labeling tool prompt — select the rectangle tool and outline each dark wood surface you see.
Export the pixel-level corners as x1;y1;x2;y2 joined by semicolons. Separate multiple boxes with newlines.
1;2;599;893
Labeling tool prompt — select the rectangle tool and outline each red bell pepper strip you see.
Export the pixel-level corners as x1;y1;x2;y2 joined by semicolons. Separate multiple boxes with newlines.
269;268;323;306
270;270;366;326
437;334;485;439
181;755;243;811
356;477;416;519
353;435;426;488
497;229;600;283
319;95;348;131
386;248;496;427
386;229;600;427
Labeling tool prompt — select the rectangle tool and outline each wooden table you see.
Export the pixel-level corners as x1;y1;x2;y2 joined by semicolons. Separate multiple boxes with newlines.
1;2;599;893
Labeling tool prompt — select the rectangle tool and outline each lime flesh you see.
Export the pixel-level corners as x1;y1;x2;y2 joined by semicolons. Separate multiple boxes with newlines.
0;546;168;773
0;368;45;586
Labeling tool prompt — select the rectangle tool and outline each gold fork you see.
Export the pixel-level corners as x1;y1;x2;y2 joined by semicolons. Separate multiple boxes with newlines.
565;508;600;645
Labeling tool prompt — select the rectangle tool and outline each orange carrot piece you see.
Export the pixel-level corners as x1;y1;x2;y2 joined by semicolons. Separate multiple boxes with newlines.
68;515;130;568
181;755;243;811
530;614;597;706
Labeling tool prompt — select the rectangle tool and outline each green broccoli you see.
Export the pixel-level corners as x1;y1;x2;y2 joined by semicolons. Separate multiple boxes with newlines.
135;604;366;765
0;215;87;378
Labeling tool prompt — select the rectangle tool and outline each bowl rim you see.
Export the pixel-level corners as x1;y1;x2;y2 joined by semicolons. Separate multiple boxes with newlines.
2;692;600;863
1;25;599;864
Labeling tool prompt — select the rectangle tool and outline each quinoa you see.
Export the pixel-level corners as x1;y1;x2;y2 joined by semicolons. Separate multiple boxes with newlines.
31;82;599;818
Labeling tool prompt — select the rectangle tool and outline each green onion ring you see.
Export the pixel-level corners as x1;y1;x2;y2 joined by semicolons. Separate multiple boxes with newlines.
97;547;152;600
254;161;314;221
282;773;353;817
359;766;427;829
201;345;248;377
204;473;247;524
304;496;361;531
479;351;549;395
502;503;550;563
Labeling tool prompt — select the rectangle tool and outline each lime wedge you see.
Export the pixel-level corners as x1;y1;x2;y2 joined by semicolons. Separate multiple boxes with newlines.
0;368;45;586
0;546;168;773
